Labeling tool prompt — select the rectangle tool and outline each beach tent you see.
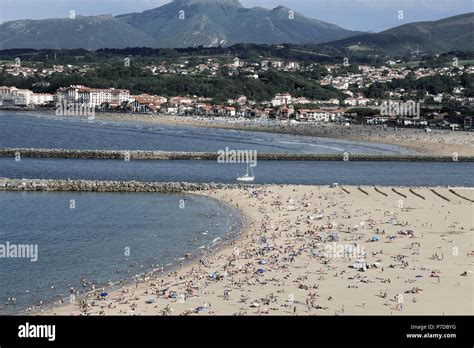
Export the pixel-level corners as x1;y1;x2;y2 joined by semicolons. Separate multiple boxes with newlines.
256;269;265;274
352;259;367;271
370;235;379;242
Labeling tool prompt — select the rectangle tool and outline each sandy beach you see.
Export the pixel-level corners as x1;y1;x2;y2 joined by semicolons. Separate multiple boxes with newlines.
40;185;473;316
3;110;473;156
59;112;474;156
151;116;474;157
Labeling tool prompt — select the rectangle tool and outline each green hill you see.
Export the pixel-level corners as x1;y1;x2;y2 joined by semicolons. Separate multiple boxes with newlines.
319;13;474;55
0;15;157;50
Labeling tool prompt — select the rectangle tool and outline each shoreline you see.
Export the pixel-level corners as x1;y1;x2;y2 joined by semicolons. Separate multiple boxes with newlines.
2;110;473;156
7;181;469;316
2;189;247;316
28;190;251;317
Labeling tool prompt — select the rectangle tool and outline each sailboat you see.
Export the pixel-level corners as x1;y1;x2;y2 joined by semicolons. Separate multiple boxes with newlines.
237;163;255;182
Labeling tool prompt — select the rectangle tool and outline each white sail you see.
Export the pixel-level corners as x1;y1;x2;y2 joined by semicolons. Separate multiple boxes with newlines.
237;163;255;182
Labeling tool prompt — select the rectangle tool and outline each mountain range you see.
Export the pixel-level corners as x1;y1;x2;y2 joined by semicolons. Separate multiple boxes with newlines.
0;0;472;54
320;12;474;55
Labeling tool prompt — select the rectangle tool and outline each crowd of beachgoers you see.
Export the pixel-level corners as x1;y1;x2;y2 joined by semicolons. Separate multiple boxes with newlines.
42;185;473;316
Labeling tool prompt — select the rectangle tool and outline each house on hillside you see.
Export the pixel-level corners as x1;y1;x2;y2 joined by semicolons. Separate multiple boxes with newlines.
279;106;295;118
464;116;474;130
162;105;178;114
224;106;236;116
297;109;329;122
131;96;160;113
196;104;213;116
272;93;292;107
212;106;236;117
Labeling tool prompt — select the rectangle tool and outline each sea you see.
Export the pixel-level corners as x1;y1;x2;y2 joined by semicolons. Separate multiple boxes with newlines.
0;111;472;314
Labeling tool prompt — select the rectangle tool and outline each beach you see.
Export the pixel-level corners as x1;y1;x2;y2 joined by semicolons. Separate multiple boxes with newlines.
7;111;473;156
60;112;474;156
42;185;473;316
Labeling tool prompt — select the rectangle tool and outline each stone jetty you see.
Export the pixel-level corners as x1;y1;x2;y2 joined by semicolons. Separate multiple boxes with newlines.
1;148;473;162
0;177;258;193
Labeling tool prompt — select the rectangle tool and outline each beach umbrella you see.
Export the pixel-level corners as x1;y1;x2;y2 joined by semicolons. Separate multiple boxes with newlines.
370;236;379;242
256;269;265;274
100;292;108;297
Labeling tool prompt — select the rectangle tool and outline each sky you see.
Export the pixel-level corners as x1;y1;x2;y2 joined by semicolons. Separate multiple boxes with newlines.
0;0;472;32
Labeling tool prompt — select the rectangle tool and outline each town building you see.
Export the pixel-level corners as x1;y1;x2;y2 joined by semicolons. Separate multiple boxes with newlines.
56;85;130;107
272;93;292;107
464;116;474;130
0;86;53;106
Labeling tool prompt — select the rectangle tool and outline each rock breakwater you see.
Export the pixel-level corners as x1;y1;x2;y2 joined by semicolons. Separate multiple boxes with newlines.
0;177;258;193
1;148;473;162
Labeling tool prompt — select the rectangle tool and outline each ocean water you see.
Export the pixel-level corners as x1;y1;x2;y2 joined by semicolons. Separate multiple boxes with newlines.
1;112;472;187
0;112;417;155
0;157;473;187
0;191;241;314
0;111;472;315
